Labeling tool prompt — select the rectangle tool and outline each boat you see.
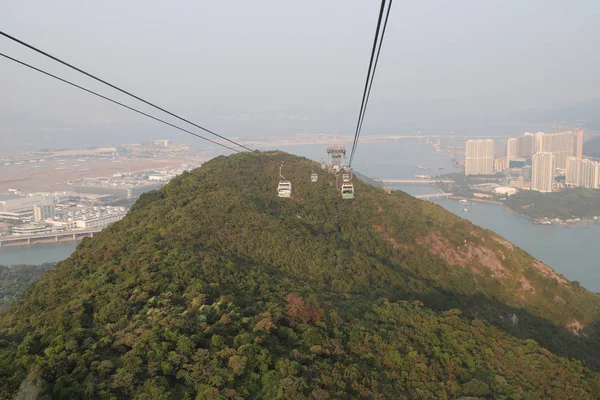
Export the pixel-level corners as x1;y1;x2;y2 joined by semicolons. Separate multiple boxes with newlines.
463;208;469;212
459;199;469;204
416;164;429;170
414;175;431;179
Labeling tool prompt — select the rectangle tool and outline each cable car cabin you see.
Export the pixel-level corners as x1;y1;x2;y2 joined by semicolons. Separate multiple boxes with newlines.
342;173;350;182
277;181;292;198
311;173;318;183
341;183;354;199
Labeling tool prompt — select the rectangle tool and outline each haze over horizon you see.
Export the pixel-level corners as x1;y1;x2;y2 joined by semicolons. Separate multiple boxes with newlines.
2;0;600;150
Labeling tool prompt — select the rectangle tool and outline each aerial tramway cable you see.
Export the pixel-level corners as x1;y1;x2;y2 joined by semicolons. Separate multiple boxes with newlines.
0;53;243;155
348;0;393;167
2;4;392;196
349;0;386;165
0;30;259;155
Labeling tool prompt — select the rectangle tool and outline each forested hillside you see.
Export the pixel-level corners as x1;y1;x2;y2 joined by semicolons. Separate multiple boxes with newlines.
0;263;56;310
1;151;599;399
504;188;600;220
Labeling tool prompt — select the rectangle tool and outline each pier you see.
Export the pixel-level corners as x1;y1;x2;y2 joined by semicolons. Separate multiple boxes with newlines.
414;192;452;200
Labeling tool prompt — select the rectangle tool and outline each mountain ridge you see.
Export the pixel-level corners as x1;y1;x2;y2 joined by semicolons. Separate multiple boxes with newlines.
1;151;599;398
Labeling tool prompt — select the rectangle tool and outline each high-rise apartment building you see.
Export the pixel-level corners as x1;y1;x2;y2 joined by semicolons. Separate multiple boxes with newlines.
565;157;579;187
535;132;545;153
531;152;555;193
564;157;600;189
465;139;494;175
494;158;508;172
579;159;596;188
536;131;575;169
574;128;584;159
506;137;518;163
518;133;534;157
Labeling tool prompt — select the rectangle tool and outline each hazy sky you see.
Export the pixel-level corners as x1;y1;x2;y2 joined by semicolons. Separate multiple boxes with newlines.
2;1;600;149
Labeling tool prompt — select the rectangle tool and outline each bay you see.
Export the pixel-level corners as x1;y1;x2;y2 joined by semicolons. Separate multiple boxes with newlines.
0;241;78;267
432;198;600;292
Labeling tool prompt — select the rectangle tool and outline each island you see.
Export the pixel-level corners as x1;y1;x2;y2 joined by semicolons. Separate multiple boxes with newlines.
432;172;600;226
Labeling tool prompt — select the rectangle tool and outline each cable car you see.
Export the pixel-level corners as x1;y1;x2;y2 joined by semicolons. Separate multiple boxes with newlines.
342;173;350;182
278;181;292;197
277;162;292;198
311;173;318;183
341;183;354;199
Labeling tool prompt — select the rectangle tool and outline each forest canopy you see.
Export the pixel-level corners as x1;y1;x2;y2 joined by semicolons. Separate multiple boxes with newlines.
0;151;599;399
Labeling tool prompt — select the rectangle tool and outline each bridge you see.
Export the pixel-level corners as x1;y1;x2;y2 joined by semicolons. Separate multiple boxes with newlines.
0;228;101;247
414;192;452;199
378;178;455;184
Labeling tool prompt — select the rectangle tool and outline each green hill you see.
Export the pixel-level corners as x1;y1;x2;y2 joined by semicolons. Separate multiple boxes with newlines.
0;263;56;310
1;151;600;399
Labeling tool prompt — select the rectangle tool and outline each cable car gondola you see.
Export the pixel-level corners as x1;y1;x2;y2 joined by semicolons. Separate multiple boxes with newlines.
311;173;318;183
278;181;292;197
278;162;292;198
341;183;354;199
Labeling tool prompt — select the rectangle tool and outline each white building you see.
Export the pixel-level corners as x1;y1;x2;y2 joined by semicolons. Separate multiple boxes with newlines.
565;157;579;187
33;204;55;222
579;159;596;189
153;139;170;147
565;157;600;189
0;195;48;221
465;139;494;175
535;132;545;153
507;137;518;163
494;158;508;172
12;224;52;236
494;186;518;196
535;131;575;169
75;211;127;229
532;152;555;193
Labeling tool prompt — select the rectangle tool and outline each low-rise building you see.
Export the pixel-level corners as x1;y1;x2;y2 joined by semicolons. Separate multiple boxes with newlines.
494;186;518;196
75;210;127;229
494;158;508;172
12;223;52;236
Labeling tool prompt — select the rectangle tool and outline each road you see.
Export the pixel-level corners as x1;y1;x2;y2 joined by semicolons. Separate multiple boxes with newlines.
0;228;102;247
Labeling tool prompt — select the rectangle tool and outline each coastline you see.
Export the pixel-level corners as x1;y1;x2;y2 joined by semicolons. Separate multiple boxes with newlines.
449;196;600;228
